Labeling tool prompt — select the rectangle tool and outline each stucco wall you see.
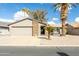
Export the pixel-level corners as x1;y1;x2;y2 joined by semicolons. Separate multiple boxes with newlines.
67;28;79;35
32;20;39;36
67;24;79;35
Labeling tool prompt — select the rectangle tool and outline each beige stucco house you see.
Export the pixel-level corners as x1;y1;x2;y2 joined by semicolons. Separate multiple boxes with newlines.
66;23;79;35
8;18;47;36
50;23;79;35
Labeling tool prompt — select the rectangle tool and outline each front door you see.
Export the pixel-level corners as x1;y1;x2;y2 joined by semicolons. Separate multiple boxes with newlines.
41;26;45;35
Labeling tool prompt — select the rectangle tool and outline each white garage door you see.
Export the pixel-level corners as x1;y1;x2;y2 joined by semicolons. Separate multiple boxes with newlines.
10;27;32;36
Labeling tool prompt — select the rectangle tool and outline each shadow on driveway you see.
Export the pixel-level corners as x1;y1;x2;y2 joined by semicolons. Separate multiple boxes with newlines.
57;52;69;56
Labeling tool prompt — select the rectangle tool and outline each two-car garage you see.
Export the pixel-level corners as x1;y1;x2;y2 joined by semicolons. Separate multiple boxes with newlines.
9;18;32;36
10;26;32;36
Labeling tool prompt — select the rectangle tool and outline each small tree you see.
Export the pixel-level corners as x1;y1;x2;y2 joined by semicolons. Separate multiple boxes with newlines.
46;25;53;40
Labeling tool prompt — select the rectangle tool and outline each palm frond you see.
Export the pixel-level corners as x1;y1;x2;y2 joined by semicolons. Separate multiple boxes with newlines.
21;8;32;15
53;3;79;12
53;3;61;12
32;9;47;23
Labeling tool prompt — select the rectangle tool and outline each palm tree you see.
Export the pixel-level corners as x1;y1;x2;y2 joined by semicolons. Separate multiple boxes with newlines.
46;25;53;39
53;3;78;36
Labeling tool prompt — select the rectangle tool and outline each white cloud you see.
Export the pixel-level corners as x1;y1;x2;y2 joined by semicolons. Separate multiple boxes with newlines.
0;10;32;23
47;17;59;25
14;11;31;20
0;18;14;23
47;21;56;25
52;17;59;21
75;17;79;23
65;21;68;24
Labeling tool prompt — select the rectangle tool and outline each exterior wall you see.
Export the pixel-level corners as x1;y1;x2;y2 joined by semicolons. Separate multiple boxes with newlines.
67;28;79;35
32;20;39;36
38;23;41;36
72;29;79;35
67;24;79;35
9;19;32;36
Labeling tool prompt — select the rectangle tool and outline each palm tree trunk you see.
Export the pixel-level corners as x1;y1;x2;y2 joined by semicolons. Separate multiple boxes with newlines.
62;20;66;36
61;3;68;36
48;32;50;40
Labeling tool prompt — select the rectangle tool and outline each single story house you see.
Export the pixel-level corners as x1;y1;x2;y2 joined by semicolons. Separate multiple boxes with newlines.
66;23;79;35
49;23;79;35
8;18;47;36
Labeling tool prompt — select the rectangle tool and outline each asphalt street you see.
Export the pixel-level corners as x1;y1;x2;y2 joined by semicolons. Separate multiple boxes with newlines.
0;46;78;56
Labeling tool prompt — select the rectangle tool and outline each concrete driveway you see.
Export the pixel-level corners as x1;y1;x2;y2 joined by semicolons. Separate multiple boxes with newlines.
0;36;40;46
39;35;79;46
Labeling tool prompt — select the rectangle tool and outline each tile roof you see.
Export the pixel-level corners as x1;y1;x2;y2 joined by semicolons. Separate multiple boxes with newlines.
71;22;79;28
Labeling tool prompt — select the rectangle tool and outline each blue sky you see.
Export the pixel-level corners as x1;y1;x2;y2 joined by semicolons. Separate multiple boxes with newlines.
0;3;79;24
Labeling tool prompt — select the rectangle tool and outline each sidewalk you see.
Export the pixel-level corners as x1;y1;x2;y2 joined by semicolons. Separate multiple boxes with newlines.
0;35;79;46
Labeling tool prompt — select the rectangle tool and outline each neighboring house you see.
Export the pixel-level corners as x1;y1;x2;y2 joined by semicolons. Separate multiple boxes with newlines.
8;18;47;36
48;23;79;35
66;23;79;35
0;22;9;35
